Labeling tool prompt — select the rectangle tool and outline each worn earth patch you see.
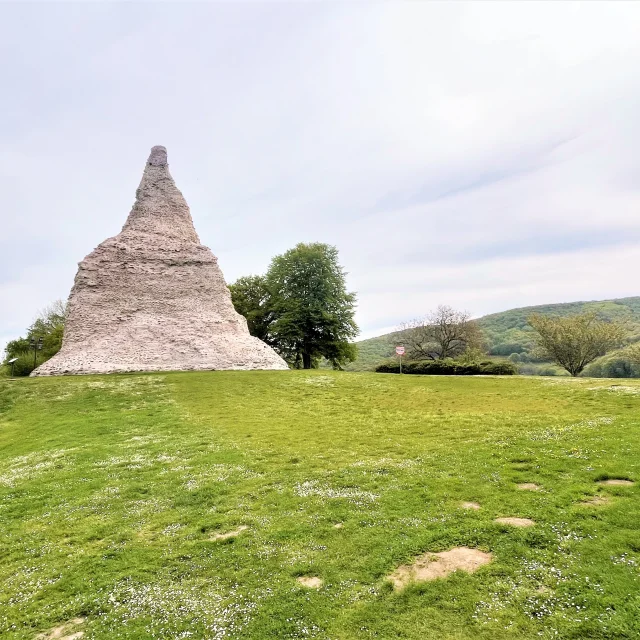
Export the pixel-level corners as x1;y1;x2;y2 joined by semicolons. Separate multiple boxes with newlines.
580;495;610;507
461;501;481;510
36;618;84;639
388;547;492;589
210;525;248;541
598;479;634;486
495;517;535;527
297;576;323;589
517;483;540;491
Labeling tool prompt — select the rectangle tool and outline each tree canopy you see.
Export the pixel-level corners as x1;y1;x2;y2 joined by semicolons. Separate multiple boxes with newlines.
528;312;625;377
229;243;358;369
625;343;640;365
228;275;274;344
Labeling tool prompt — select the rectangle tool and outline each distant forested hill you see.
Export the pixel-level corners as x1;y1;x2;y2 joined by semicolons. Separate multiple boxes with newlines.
350;296;640;372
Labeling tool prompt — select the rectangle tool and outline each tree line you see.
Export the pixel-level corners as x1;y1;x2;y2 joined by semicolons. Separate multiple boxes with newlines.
2;243;359;375
3;301;66;376
3;240;639;378
391;307;637;377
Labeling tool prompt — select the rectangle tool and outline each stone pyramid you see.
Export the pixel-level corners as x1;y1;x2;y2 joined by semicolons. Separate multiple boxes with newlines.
34;146;288;375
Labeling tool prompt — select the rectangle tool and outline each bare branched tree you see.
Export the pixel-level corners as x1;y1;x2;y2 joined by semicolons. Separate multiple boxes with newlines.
395;305;484;361
35;300;67;329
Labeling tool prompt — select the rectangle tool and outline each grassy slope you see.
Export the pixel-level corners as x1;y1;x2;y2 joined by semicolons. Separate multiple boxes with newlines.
351;296;640;371
1;371;640;639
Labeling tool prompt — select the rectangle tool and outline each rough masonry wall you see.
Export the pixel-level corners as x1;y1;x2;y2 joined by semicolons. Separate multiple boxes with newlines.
33;146;288;375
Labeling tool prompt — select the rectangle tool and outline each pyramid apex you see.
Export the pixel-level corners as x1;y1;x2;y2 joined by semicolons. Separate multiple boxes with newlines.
31;144;289;375
121;145;199;242
148;145;168;167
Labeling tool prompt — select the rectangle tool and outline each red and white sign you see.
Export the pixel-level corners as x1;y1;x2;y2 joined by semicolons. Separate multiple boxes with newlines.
395;346;405;356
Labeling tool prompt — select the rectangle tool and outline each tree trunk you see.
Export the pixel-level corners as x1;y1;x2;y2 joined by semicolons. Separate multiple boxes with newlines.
302;351;312;369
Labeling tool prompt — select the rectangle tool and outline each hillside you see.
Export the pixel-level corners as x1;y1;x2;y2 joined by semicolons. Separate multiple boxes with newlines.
350;296;640;372
1;371;640;638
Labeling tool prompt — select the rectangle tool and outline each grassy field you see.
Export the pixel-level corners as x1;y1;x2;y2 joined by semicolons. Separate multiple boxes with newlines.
1;371;639;639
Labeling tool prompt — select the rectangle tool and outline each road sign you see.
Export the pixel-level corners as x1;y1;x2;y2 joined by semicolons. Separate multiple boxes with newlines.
395;346;405;355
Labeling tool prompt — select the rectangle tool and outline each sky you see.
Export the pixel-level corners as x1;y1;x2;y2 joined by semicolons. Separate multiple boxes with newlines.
2;1;640;351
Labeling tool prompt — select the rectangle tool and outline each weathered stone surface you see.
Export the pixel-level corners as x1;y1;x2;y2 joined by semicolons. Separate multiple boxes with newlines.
33;146;288;375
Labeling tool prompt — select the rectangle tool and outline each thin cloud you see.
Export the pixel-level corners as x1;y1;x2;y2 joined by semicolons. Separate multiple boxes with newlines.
1;1;639;353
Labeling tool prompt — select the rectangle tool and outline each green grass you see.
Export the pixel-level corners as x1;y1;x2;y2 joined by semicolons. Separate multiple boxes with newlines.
1;371;639;639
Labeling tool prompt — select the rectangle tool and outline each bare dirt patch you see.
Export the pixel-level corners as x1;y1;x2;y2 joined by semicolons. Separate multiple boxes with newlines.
461;501;481;510
580;495;610;507
333;522;343;529
598;479;634;486
297;576;323;588
495;517;535;527
36;618;85;640
517;483;540;491
388;547;492;589
210;525;248;541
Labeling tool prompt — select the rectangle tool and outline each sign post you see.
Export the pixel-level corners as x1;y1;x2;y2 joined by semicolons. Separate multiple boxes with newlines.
395;345;405;373
29;336;43;372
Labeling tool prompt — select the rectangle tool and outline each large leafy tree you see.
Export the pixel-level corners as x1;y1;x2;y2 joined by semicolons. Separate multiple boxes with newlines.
230;243;358;369
528;312;625;377
228;275;274;344
267;243;358;369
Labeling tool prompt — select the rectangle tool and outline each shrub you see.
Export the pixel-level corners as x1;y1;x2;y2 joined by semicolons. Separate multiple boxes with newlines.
3;300;66;376
5;352;40;377
479;361;518;375
583;352;640;378
375;360;516;376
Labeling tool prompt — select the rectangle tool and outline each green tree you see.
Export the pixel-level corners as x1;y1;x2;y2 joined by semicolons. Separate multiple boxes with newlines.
267;243;358;369
3;300;66;376
230;243;358;369
625;343;640;366
528;312;625;377
228;275;274;344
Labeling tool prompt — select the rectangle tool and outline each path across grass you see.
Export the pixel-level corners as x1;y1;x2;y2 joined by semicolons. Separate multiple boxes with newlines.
1;372;639;639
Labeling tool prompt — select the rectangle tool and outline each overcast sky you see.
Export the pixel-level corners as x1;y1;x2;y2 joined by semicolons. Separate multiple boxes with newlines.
2;1;640;351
